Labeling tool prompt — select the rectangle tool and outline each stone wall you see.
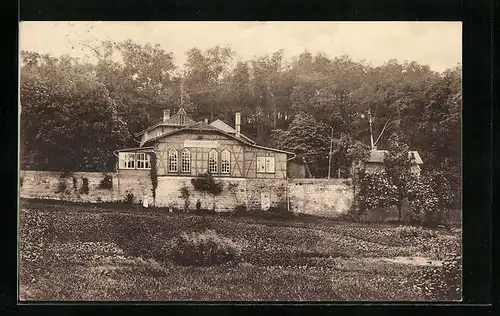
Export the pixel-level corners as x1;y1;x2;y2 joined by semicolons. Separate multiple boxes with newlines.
19;170;353;217
155;176;247;212
288;178;354;218
19;170;151;204
246;179;288;210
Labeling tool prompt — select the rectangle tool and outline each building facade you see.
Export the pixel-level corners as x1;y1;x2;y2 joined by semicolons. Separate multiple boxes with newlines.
115;108;294;180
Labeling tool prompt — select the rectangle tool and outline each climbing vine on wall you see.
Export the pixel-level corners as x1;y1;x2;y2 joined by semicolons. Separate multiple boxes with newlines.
99;173;113;190
191;172;223;195
179;185;191;210
149;152;158;206
80;177;89;195
191;172;223;210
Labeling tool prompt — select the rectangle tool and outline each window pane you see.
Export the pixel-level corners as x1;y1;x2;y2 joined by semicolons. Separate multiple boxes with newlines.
221;150;230;173
257;157;266;173
266;157;275;173
209;150;218;173
181;149;190;173
169;149;178;172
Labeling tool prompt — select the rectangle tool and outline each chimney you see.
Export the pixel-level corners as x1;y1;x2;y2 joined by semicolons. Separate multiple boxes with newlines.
235;112;241;137
163;109;170;122
204;118;209;124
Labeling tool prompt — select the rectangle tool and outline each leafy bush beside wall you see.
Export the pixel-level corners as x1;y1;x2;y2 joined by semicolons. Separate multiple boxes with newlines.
179;186;191;210
124;191;134;204
191;172;223;210
149;153;158;206
191;172;223;195
80;177;89;195
357;170;398;212
99;173;113;190
54;179;68;194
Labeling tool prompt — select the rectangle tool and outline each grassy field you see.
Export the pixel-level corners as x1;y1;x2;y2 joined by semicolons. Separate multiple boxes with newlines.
18;200;461;301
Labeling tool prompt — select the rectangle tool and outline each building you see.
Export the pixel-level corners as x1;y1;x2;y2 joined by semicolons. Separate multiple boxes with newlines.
116;107;295;179
112;108;297;210
353;148;424;177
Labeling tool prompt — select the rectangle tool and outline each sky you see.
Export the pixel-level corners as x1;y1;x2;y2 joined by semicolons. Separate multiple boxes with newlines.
19;21;462;72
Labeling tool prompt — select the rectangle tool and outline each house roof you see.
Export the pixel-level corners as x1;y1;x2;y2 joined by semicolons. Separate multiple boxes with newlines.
142;121;295;156
116;146;155;152
209;119;256;144
130;109;294;156
134;107;195;137
367;149;424;164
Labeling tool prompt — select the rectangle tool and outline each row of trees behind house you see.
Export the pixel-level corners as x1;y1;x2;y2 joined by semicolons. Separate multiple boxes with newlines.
19;40;462;208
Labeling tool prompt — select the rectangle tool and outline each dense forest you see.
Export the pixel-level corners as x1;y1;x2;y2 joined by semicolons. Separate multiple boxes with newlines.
19;40;461;203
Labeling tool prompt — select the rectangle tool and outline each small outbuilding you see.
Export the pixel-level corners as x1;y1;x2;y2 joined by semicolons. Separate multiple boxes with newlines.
353;148;424;177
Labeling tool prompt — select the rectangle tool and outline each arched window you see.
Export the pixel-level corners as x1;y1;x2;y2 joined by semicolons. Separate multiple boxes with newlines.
208;149;218;174
181;148;191;173
221;149;230;174
168;148;178;172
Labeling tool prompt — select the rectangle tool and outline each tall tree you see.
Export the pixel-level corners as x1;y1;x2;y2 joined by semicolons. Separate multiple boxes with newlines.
20;52;130;172
271;112;330;177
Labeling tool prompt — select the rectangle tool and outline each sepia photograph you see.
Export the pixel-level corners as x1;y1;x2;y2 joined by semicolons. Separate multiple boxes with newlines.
18;21;462;301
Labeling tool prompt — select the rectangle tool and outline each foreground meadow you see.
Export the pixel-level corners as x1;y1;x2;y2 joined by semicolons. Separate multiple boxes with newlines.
19;200;461;301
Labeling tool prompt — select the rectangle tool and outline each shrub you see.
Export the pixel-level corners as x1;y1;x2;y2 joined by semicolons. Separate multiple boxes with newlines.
179;186;191;210
60;170;72;178
150;153;158;205
191;172;223;196
357;170;398;212
406;177;440;226
171;229;242;266
80;177;89;195
99;173;113;190
413;252;462;301
424;170;457;209
54;179;68;194
124;192;134;204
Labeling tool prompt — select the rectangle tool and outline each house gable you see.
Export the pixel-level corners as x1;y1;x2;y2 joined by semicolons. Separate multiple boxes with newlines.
135;107;196;138
143;121;294;156
150;128;289;179
209;119;256;144
119;110;295;178
366;149;423;165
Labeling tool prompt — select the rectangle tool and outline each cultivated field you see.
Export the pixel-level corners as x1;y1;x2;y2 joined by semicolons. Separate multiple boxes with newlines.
19;200;461;301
